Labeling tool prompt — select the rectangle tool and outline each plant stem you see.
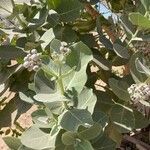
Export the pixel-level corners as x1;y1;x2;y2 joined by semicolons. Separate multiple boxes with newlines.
58;63;69;110
58;77;69;110
128;28;139;46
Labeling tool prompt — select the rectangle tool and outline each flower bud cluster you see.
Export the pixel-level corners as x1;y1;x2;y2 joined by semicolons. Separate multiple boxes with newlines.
51;41;70;61
127;83;150;104
59;42;70;54
23;49;41;72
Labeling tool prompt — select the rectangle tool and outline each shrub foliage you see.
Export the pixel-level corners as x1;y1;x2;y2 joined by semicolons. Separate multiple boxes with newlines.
0;0;150;149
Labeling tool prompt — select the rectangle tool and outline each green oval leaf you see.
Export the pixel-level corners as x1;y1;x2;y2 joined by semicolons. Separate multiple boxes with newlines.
129;12;150;29
109;78;130;101
78;123;102;140
59;109;93;132
62;131;77;145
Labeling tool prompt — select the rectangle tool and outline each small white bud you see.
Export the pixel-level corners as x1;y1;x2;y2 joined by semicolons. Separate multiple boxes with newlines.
60;46;64;51
31;49;37;54
36;53;41;57
23;61;30;68
33;65;39;71
61;41;67;46
30;54;38;61
63;47;70;54
23;56;29;61
27;54;32;58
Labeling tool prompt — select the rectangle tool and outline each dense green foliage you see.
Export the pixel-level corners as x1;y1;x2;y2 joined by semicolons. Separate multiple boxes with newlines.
0;0;150;149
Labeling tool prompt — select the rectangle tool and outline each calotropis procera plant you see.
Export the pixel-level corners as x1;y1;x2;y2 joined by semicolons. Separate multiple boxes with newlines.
0;0;150;149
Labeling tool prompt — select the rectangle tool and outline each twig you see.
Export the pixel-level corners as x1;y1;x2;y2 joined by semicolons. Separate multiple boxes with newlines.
123;135;150;150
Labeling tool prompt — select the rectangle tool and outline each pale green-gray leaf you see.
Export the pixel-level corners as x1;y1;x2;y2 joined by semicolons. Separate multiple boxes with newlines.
55;0;83;22
113;43;130;59
129;12;150;29
34;92;67;103
40;28;55;49
62;131;76;145
78;123;102;140
94;133;116;150
140;0;150;11
110;103;149;133
59;109;93;132
135;58;150;76
21;126;58;149
64;42;93;94
109;78;130;101
77;88;97;114
0;0;13;17
75;140;94;150
34;69;56;94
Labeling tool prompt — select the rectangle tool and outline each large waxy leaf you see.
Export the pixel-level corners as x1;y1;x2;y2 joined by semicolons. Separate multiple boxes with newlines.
113;43;130;59
64;42;93;94
62;131;77;145
59;109;93;132
21;126;59;149
55;0;83;22
135;58;150;76
34;92;67;103
41;53;91;94
120;14;135;35
78;123;102;140
110;103;149;133
105;123;122;145
34;69;56;94
47;10;60;28
94;133;116;150
109;78;130;102
140;0;150;11
129;12;150;29
93;55;111;71
46;0;61;9
0;46;26;60
92;49;111;71
96;91;115;114
53;25;78;43
40;28;55;49
27;8;48;32
45;102;64;115
93;111;109;129
19;91;35;104
50;39;62;53
75;140;94;150
32;109;56;128
130;52;147;83
77;88;97;114
0;0;13;17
